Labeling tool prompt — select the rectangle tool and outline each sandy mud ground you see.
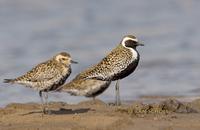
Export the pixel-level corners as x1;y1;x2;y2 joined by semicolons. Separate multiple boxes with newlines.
1;98;200;130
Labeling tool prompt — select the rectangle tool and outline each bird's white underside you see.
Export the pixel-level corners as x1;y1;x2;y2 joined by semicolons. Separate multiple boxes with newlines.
65;86;100;96
64;80;109;96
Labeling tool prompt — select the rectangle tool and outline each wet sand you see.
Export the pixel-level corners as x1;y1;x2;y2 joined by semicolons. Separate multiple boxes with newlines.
1;98;200;130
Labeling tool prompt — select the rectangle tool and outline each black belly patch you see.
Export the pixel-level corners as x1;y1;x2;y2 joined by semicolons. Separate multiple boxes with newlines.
112;59;139;80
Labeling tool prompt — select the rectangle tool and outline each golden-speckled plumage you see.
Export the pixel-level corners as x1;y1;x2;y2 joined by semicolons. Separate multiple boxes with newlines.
4;52;73;91
60;60;112;97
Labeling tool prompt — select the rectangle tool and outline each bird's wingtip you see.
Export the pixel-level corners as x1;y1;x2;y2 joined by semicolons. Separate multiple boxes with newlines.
3;79;14;83
54;86;63;92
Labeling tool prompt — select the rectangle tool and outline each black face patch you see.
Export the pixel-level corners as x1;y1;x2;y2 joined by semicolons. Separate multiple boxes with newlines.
124;40;138;48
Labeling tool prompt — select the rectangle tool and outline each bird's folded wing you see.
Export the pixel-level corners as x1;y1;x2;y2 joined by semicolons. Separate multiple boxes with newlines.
25;63;60;82
78;65;128;81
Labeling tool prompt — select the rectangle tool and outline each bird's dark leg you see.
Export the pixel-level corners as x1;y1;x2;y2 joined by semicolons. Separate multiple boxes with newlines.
115;80;121;106
44;92;50;114
39;91;46;114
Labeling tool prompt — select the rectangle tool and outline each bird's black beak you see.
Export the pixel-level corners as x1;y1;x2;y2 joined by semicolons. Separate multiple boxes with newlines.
71;60;78;64
137;42;144;46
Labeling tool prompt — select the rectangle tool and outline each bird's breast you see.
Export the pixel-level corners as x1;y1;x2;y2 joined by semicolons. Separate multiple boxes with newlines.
112;55;140;80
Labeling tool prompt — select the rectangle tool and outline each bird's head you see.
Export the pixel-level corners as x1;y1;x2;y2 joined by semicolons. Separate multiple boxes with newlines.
121;35;144;49
55;52;78;66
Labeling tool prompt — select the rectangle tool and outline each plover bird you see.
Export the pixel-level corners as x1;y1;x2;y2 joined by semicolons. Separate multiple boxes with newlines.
86;35;143;105
59;35;143;105
58;67;111;100
4;52;77;113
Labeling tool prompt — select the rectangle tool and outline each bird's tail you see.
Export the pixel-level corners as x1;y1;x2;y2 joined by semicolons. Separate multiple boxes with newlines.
3;79;15;84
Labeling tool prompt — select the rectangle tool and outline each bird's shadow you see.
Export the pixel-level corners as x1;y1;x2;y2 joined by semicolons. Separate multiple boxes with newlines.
21;108;91;116
51;108;91;115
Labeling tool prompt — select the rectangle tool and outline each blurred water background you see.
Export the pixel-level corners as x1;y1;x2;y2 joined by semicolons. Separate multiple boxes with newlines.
0;0;200;107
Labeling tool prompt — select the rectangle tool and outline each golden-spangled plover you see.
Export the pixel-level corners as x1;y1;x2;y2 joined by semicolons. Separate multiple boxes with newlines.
59;35;143;105
4;52;77;114
58;67;111;101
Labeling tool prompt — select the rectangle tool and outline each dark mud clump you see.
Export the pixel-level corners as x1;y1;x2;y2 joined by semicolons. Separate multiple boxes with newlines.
117;99;198;116
160;99;197;113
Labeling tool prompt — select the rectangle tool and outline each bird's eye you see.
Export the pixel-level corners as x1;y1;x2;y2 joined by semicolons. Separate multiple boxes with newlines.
61;58;66;60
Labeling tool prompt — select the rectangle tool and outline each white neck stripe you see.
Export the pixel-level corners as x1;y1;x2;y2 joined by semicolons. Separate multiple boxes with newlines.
121;37;138;47
121;37;138;60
